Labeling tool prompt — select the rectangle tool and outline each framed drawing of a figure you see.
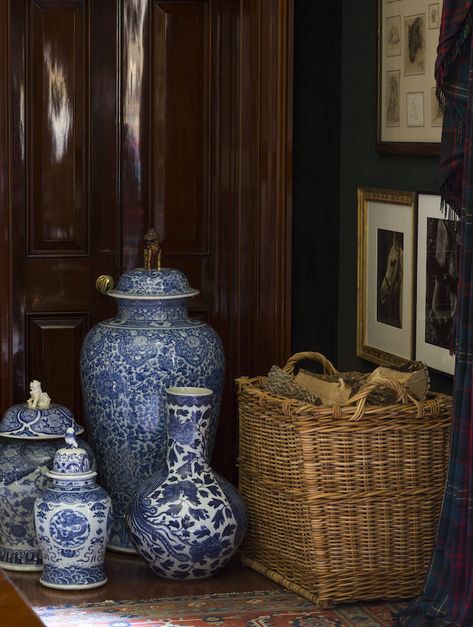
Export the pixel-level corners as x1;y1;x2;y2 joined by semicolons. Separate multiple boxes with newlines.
378;0;442;154
415;193;459;375
357;187;417;366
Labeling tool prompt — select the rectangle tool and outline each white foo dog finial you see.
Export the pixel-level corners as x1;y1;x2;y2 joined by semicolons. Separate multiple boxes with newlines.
27;380;51;410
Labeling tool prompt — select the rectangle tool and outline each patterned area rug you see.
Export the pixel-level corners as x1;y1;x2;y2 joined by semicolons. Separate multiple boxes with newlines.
34;589;408;626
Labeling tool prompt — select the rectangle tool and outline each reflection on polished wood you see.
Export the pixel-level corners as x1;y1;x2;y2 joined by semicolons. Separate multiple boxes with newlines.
7;552;279;608
0;570;45;627
28;0;88;256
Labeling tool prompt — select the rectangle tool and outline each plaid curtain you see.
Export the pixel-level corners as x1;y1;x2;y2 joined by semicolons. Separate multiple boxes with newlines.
395;2;473;625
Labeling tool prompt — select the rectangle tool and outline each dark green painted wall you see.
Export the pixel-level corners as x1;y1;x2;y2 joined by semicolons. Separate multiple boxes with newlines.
292;0;452;392
292;1;342;365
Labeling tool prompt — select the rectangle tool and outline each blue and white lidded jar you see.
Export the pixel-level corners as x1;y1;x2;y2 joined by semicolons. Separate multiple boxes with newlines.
34;428;112;589
0;383;94;571
80;242;225;554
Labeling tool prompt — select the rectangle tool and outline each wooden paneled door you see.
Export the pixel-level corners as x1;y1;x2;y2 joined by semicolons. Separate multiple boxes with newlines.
0;0;293;479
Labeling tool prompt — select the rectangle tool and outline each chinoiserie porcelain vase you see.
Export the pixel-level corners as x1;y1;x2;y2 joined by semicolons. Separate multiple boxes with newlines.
0;382;95;571
80;236;224;553
34;428;112;590
126;387;247;579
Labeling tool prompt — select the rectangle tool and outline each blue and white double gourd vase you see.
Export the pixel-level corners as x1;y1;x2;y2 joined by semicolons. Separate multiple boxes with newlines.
34;428;112;589
0;384;94;571
126;387;247;579
80;268;224;553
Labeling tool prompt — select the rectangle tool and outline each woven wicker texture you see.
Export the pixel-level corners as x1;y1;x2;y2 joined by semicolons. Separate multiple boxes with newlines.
237;352;452;608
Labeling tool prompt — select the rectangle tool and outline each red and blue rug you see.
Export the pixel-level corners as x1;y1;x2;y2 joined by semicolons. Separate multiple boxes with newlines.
34;589;407;626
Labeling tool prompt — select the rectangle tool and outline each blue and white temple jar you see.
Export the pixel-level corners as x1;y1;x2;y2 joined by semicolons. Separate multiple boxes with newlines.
126;387;247;579
0;384;94;571
34;428;112;589
80;268;225;553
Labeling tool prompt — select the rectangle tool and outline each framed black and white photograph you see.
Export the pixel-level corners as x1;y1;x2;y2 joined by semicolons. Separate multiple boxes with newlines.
357;187;416;366
378;0;443;154
415;193;459;375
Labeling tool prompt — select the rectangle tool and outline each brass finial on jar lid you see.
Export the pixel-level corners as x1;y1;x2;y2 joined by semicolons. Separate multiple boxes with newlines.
144;228;162;271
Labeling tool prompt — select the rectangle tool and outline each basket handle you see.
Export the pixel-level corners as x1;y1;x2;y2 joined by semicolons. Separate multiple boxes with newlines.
282;352;338;376
345;377;422;421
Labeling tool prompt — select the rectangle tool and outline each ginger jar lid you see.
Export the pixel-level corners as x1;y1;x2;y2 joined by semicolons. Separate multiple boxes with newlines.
0;381;84;440
48;428;95;479
107;268;199;300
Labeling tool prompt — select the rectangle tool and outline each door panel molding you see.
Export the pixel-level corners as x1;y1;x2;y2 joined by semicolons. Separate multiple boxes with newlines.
151;1;211;257
27;0;89;257
27;312;89;413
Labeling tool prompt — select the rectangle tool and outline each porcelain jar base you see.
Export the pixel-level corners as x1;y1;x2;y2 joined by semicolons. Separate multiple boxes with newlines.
107;542;137;555
40;565;108;590
0;557;43;572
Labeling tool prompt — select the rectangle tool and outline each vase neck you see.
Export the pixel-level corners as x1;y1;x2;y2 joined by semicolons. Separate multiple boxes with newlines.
166;392;213;472
115;297;189;323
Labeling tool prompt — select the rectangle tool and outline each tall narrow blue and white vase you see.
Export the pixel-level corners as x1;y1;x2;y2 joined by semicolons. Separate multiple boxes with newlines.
34;428;112;589
126;387;247;579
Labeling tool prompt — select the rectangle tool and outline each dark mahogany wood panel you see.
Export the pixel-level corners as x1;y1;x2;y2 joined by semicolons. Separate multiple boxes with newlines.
239;0;293;378
28;0;88;256
208;0;241;479
1;0;292;481
0;0;11;408
27;314;88;413
151;1;210;256
119;0;292;480
6;0;120;418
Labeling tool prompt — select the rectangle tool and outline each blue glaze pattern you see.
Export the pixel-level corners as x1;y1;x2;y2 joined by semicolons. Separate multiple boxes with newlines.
34;434;112;590
0;437;95;570
40;565;109;588
126;388;247;579
80;269;224;553
113;268;198;298
0;404;81;438
53;451;91;474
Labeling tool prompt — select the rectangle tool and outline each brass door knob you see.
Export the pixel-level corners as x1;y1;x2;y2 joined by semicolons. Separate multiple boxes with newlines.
96;275;115;294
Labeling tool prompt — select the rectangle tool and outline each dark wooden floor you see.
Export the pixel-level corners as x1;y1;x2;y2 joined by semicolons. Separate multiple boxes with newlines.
6;551;280;610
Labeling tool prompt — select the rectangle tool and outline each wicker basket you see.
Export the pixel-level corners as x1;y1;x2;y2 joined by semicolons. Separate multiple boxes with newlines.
237;352;452;608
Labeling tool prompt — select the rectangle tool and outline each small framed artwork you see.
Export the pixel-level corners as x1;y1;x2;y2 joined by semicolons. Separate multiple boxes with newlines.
428;3;440;29
415;193;459;375
378;0;442;154
357;187;417;366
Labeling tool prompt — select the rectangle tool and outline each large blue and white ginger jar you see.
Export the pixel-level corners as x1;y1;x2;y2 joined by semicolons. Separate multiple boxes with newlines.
126;387;247;579
34;428;112;589
0;385;94;571
80;268;224;553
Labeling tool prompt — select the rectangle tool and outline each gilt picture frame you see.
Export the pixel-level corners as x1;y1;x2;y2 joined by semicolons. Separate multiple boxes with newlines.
415;193;458;375
377;0;442;154
357;187;417;366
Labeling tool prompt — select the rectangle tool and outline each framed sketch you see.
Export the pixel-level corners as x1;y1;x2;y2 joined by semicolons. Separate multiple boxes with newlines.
357;187;416;366
378;0;442;154
415;193;459;375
